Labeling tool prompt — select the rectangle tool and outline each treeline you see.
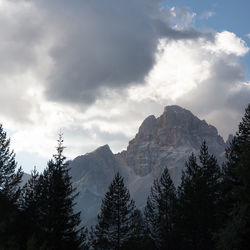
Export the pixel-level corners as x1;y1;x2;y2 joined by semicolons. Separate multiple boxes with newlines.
0;134;88;250
0;104;249;250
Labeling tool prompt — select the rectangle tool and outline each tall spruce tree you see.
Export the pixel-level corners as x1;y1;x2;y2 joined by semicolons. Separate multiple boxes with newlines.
0;124;23;250
144;167;177;250
176;142;222;250
23;134;87;250
21;168;46;248
92;173;136;250
21;168;40;214
217;103;250;250
0;124;23;201
123;209;151;249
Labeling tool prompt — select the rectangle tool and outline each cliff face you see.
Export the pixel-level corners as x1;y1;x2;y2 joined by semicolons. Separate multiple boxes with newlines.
69;105;227;225
116;105;225;184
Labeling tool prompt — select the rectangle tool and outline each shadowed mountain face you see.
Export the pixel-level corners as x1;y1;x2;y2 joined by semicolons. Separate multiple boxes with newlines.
69;144;120;225
20;173;31;187
69;105;227;225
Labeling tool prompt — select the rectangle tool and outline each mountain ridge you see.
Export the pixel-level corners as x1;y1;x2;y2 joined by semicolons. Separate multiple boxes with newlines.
68;105;227;225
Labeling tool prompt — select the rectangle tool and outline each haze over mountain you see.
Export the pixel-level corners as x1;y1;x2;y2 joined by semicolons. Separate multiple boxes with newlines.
68;105;228;225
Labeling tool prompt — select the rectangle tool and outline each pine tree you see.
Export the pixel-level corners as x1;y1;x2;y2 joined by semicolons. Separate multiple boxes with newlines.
123;209;151;249
0;124;23;201
21;168;46;249
144;167;177;250
92;173;136;250
217;104;250;250
21;168;40;213
23;134;87;250
0;124;23;250
176;142;222;250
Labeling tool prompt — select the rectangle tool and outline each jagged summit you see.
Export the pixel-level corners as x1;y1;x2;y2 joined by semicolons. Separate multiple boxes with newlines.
138;115;157;138
226;134;234;147
118;105;225;178
163;104;189;113
138;105;193;140
92;144;112;155
136;104;224;148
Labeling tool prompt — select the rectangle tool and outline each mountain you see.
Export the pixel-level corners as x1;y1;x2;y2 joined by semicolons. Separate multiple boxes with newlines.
20;173;31;187
69;144;120;224
69;105;227;225
117;105;225;182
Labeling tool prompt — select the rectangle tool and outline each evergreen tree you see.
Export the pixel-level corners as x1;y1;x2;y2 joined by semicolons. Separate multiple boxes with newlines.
144;167;177;250
23;134;87;250
0;124;23;250
176;142;222;250
92;173;136;250
21;167;40;214
0;124;23;201
217;104;250;250
21;168;46;249
123;209;152;249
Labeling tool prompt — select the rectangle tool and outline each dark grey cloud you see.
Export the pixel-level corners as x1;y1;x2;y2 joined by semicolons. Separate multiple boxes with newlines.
34;0;209;105
0;1;47;75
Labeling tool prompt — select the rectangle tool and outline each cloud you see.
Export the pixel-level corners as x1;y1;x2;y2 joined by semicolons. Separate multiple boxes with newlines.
127;31;250;138
0;1;42;74
174;33;249;138
0;0;53;122
0;0;249;172
34;0;209;105
200;11;215;20
0;0;210;119
168;6;196;29
227;82;250;111
205;31;249;56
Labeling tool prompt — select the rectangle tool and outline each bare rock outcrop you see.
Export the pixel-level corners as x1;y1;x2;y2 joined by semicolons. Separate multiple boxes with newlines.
116;105;225;184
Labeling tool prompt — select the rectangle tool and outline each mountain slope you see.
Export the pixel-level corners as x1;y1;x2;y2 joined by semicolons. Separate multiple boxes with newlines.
69;105;226;225
69;144;121;224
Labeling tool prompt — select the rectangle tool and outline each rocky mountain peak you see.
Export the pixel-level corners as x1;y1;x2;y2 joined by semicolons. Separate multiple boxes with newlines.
119;105;226;178
226;134;234;147
163;104;189;114
92;144;113;157
138;115;157;139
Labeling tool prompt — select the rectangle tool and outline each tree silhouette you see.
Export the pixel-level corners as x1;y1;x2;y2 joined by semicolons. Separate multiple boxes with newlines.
22;134;87;250
176;142;222;250
0;124;23;249
217;104;250;250
92;173;136;250
145;167;177;249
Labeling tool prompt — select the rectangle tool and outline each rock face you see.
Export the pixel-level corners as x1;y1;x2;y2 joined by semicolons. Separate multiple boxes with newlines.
69;144;120;225
20;173;31;187
69;105;227;225
117;105;225;184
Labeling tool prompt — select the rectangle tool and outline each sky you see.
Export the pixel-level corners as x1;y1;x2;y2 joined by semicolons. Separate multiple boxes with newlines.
0;0;249;173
